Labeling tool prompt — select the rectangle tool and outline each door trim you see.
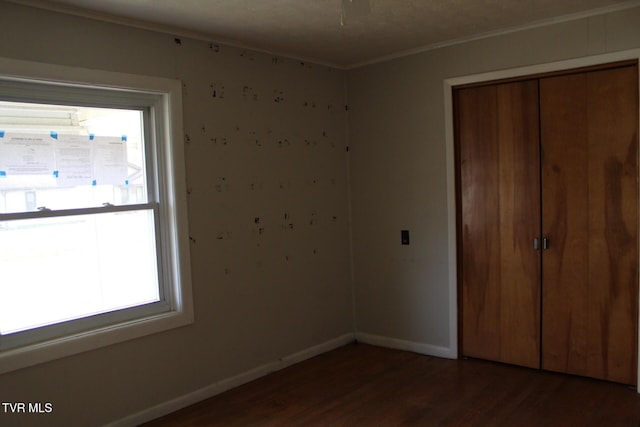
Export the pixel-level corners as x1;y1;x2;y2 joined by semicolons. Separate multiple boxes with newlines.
443;48;640;391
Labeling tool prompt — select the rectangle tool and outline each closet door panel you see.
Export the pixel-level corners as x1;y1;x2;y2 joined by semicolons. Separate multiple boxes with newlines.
586;65;638;385
458;85;501;362
540;73;590;377
541;65;638;384
458;81;540;368
496;81;541;369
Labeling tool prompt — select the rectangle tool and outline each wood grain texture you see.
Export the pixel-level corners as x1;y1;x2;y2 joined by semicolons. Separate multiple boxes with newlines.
457;81;541;368
457;85;501;362
496;81;541;369
143;344;640;427
541;65;638;385
540;72;590;377
459;63;638;384
585;65;638;385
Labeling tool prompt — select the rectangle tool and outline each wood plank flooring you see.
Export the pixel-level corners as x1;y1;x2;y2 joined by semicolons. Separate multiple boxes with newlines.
144;343;640;426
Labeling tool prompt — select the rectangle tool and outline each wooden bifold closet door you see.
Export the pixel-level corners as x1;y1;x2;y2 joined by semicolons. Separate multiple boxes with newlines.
456;80;541;369
456;63;639;385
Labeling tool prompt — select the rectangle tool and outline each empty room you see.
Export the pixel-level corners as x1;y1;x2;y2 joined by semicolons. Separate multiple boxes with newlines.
1;0;640;425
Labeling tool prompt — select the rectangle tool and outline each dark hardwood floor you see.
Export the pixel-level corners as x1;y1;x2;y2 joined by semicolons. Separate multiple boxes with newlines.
144;343;640;426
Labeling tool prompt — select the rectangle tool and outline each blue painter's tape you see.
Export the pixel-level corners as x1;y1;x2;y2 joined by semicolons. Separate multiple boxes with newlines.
92;180;97;186
0;171;6;177
121;135;127;142
53;170;59;178
50;131;58;139
0;130;5;138
89;134;95;140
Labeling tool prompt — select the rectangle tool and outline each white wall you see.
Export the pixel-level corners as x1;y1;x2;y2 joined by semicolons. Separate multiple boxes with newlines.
0;2;353;426
348;7;640;353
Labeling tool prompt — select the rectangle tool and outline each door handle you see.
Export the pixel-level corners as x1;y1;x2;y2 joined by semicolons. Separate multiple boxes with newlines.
543;237;549;250
534;238;540;251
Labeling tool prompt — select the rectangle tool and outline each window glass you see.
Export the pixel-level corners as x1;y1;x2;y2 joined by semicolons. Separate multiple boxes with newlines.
0;209;159;335
0;101;147;214
0;100;159;337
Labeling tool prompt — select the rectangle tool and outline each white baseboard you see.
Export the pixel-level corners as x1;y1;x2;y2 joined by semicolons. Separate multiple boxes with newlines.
355;332;456;359
106;333;356;427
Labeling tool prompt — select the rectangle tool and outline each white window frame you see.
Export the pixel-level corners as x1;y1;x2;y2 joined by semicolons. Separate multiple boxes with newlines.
0;57;193;374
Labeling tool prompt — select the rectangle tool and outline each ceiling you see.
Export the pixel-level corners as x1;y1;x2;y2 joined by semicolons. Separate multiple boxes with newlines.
10;0;640;68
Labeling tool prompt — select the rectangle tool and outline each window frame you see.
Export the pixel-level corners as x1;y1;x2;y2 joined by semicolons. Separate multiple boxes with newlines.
0;57;193;374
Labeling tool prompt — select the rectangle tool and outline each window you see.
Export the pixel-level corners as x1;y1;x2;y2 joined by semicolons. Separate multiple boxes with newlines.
0;58;193;373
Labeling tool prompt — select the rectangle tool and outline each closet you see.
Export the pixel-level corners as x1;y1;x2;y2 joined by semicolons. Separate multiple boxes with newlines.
455;62;639;385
